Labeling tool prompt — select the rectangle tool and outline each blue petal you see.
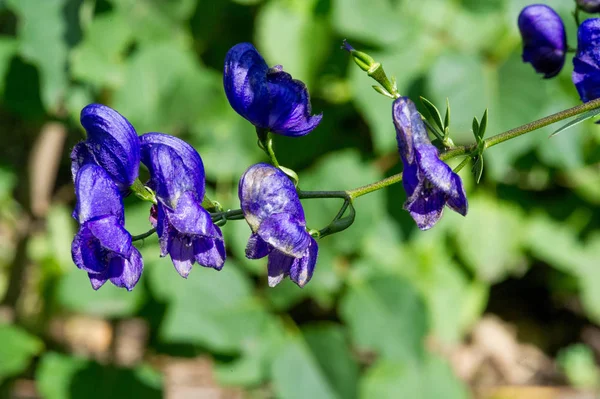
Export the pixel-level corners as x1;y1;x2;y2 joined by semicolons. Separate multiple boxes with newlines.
86;216;132;258
194;234;226;271
74;164;124;223
266;250;294;287
164;191;218;238
223;43;271;128
446;174;468;216
79;104;140;190
404;184;447;231
266;69;323;136
289;237;318;288
573;19;600;102
414;145;458;197
168;235;195;278
239;163;305;231
245;233;271;259
393;97;418;164
518;5;566;78
257;212;310;258
72;225;106;274
108;248;144;291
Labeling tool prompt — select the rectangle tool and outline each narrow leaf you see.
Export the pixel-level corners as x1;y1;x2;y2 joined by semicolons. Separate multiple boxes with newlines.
478;109;488;139
372;85;394;99
472;155;484;184
444;98;450;129
471;117;480;141
550;108;600;137
420;96;444;133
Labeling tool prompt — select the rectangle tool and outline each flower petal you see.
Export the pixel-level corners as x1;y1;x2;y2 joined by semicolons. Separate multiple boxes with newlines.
74;164;124;223
164;191;218;238
72;225;106;274
257;212;311;258
194;234;226;271
289;237;318;288
266;250;294;287
573;19;600;102
80;103;140;189
86;216;132;258
168;236;195;278
108;247;144;291
245;233;271;259
518;5;566;78
223;42;271;128
404;183;447;231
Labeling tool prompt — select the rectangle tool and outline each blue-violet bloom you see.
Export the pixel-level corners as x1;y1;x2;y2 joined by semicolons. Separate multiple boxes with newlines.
393;97;468;230
573;18;600;102
239;163;317;287
518;4;567;78
223;42;322;137
577;0;600;13
140;133;225;278
71;104;140;193
71;164;143;291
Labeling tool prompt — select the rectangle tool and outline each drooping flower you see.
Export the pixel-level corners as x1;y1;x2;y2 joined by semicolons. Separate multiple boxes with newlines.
573;18;600;102
239;163;317;287
393;97;468;230
140;133;225;278
223;42;322;136
71;164;143;291
518;4;567;78
71;104;140;193
577;0;600;13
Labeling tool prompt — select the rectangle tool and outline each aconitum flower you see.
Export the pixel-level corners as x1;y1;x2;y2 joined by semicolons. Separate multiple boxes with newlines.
239;163;317;287
577;0;600;13
573;19;600;102
140;133;225;278
393;97;468;230
223;42;322;136
71;164;143;291
71;104;140;193
518;5;567;78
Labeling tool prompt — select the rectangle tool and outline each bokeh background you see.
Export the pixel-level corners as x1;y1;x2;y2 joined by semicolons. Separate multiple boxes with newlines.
0;0;599;397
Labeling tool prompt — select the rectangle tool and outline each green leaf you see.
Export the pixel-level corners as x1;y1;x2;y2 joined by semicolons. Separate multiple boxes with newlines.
420;96;445;133
339;274;428;362
271;330;354;399
557;344;600;389
36;353;162;399
56;268;146;318
472;154;484;184
0;38;17;96
0;324;43;383
550;108;600;138
478;108;488;139
444;98;451;130
471;116;480;140
359;355;468;399
302;324;360;399
453;195;526;282
7;0;68;112
147;256;270;353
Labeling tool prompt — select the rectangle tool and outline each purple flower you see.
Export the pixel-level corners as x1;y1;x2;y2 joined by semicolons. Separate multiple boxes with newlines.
223;42;322;137
518;5;567;79
393;97;467;230
71;164;143;291
140;133;225;278
71;104;140;193
239;163;317;287
577;0;600;13
573;18;600;102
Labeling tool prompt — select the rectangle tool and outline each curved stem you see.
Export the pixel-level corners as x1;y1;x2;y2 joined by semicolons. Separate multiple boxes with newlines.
298;189;349;199
132;228;157;242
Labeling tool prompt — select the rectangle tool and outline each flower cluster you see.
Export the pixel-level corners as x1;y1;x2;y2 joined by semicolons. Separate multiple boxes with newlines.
70;42;470;291
70;105;224;290
518;3;600;103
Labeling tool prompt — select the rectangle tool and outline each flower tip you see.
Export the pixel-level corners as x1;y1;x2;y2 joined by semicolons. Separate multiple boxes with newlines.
341;39;355;52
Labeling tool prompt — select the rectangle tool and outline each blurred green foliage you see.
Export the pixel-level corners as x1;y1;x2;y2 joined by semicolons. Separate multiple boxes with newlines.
0;0;599;397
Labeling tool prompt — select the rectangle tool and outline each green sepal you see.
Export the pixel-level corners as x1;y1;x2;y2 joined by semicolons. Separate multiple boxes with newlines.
279;165;299;187
130;179;157;204
372;85;395;99
420;96;444;133
201;196;223;213
550;107;600;137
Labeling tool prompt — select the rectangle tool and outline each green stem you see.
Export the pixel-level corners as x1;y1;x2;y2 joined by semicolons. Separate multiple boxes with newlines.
298;189;349;199
453;156;471;173
257;128;280;167
132;228;157;242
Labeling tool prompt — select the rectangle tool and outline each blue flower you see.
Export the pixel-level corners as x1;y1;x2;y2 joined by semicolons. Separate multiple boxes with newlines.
577;0;600;13
223;43;322;137
573;18;600;102
71;164;143;291
393;97;468;230
140;133;225;278
239;163;317;287
71;104;140;193
518;4;566;79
